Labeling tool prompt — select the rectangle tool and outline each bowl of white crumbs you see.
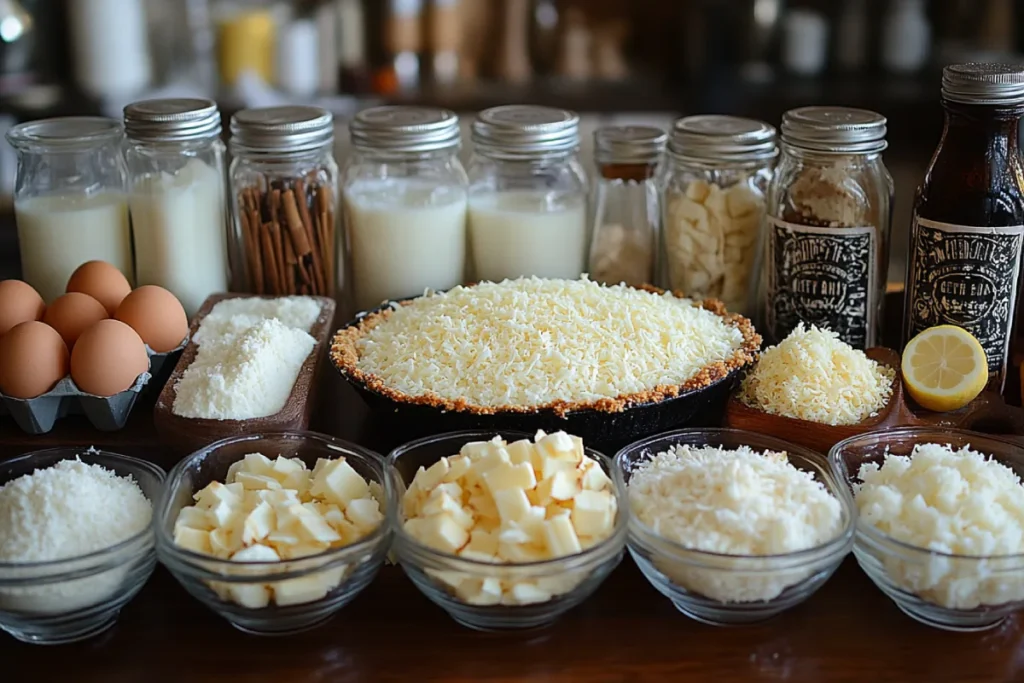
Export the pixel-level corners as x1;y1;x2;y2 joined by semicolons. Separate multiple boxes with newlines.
0;447;164;644
155;431;390;636
615;428;855;626
386;429;627;631
831;427;1024;632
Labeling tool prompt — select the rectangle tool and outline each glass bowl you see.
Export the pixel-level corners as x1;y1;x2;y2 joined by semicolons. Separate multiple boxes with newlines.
386;430;627;631
155;431;390;636
0;447;165;645
830;427;1024;632
615;428;856;626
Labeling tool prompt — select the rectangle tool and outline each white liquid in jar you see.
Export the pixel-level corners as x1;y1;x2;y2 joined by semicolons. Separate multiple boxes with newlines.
468;190;587;282
130;158;229;318
346;179;467;312
15;192;134;303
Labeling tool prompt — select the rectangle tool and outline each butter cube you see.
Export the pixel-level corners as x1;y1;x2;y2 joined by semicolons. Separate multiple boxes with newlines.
368;480;384;504
536;431;578;462
497;542;547;563
266;530;301;546
536;454;577;481
345;497;383;533
543;470;580;502
413;514;469;553
571;490;616;538
580;460;612;491
231;544;280;563
311;457;331;479
194;481;242;509
273;574;330;606
459;440;493;459
242;501;276;545
235;472;283;491
467;492;500;522
210;499;241;528
413;458;450;492
293;505;342;544
226;459;244;484
210;526;243;558
321;504;346;526
433;481;463;501
497;525;533;545
476;443;512;473
506;439;534;465
544;514;582;557
277;542;330;560
465;529;499;556
464;577;503;606
174;526;212;554
240;452;275;476
311;458;371;505
175;506;213;532
271;456;306;480
483;461;537;495
510;582;552;606
444;455;472;482
261;489;301;507
227;583;272;609
421;491;474;530
493;487;532;524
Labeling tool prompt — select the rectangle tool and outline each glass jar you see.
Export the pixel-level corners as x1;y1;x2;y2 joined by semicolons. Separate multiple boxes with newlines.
228;105;338;298
588;125;666;287
6;117;132;304
124;98;229;319
467;105;588;282
343;106;467;312
762;107;893;350
905;64;1024;392
662;115;776;315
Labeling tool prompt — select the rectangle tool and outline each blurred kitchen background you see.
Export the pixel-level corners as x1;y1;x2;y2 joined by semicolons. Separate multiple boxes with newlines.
0;0;1019;282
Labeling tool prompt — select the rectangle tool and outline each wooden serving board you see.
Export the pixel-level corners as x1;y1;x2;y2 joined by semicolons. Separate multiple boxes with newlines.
724;347;1024;454
153;293;336;458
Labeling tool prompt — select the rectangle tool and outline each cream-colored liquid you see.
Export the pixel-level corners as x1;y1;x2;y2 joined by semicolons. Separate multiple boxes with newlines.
468;191;587;282
346;179;467;312
15;192;133;303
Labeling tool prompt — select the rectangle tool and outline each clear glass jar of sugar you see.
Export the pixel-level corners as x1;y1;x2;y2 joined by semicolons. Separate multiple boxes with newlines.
124;98;229;318
467;105;588;282
228;105;339;300
6;117;133;304
342;106;467;312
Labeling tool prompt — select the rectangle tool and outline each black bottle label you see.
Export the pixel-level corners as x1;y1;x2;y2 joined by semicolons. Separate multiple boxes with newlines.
905;216;1024;377
766;217;876;349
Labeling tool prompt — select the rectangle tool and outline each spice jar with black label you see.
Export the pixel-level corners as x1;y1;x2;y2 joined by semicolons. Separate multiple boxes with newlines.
762;107;893;349
904;63;1024;392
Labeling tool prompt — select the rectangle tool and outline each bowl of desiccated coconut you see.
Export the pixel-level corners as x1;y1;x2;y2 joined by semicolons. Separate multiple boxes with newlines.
0;446;164;644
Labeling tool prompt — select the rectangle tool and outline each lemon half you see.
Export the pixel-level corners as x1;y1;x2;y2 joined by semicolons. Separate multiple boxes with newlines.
901;325;988;412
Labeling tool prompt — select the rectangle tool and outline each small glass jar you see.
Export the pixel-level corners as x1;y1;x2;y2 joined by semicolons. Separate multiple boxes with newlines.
661;115;776;315
124;98;229;319
467;105;588;282
587;126;666;287
228;105;338;298
762;107;893;350
6;117;132;304
343;106;467;312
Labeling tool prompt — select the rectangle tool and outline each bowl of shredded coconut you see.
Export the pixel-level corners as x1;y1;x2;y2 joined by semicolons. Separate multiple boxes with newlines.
830;427;1024;632
615;428;855;625
0;447;164;644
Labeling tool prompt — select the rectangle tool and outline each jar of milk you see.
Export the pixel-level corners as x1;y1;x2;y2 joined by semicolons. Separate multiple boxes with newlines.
343;106;467;312
467;105;588;282
124;99;229;318
7;117;133;303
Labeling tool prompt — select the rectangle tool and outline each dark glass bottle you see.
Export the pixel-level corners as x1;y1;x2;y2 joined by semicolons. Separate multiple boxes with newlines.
903;63;1024;393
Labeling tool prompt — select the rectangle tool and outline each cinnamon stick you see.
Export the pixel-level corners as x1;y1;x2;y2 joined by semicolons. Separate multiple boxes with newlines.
260;222;280;294
239;208;263;294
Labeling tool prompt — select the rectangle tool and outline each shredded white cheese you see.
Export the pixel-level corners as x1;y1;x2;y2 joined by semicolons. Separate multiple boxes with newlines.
855;443;1024;610
355;276;746;408
193;296;321;345
0;458;153;614
628;444;843;603
739;324;895;426
174;319;315;420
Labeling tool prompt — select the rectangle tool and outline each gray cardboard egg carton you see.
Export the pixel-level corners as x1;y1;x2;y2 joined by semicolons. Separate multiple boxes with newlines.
0;337;187;434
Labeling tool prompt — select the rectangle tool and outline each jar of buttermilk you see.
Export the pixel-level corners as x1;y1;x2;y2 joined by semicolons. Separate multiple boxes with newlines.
661;115;777;315
762;106;894;350
124;98;229;318
343;106;467;312
6;117;133;304
228;106;338;299
467;105;588;282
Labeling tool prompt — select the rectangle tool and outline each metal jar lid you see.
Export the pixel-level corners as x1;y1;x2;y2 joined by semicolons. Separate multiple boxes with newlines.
942;63;1024;106
124;98;221;143
229;105;334;154
780;106;887;154
350;106;460;153
594;126;667;165
669;115;777;163
471;105;579;159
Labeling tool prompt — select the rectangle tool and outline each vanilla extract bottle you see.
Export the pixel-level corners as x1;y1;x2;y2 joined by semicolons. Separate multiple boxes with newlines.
903;63;1024;392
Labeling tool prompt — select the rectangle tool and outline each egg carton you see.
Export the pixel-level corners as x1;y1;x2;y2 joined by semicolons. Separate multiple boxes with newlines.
0;338;187;435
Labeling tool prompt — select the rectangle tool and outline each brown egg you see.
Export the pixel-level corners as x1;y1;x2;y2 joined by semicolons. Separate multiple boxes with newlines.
0;321;69;398
66;261;132;316
42;292;109;350
0;280;46;336
71;319;150;397
115;285;188;353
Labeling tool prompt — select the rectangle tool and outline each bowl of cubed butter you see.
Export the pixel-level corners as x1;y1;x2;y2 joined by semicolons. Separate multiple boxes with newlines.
155;431;391;635
386;429;627;631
